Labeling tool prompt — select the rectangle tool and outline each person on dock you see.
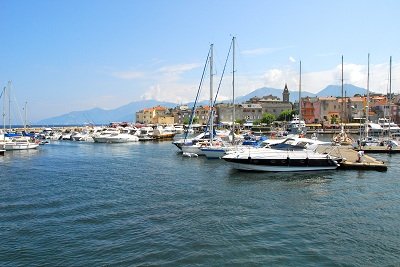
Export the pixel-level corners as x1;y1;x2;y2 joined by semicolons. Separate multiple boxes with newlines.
357;150;364;163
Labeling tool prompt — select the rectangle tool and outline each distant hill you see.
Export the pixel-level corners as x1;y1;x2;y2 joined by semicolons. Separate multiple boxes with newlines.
316;84;367;97
35;84;370;124
36;100;177;125
235;87;316;104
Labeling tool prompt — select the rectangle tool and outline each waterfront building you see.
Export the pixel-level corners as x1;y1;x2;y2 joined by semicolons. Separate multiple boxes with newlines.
171;105;192;125
135;105;173;124
245;84;293;118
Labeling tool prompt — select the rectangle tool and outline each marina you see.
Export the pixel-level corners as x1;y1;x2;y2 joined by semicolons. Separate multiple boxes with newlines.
1;138;400;266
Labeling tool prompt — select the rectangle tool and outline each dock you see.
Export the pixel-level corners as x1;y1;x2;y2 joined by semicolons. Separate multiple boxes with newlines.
316;145;388;171
353;146;400;154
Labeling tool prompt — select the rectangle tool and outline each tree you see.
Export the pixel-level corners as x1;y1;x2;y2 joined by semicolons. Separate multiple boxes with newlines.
277;110;295;121
235;119;245;125
183;116;199;125
260;113;276;125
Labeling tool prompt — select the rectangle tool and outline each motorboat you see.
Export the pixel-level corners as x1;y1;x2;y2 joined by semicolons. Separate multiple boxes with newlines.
92;127;139;143
378;118;400;133
222;137;339;172
287;115;307;134
153;126;176;140
4;137;39;150
136;126;155;141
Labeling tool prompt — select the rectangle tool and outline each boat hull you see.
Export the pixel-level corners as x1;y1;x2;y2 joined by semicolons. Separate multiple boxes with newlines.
226;161;338;172
223;152;339;172
4;143;39;150
200;147;228;159
181;145;205;156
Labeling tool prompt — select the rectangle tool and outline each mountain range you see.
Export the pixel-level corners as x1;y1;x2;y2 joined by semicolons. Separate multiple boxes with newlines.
36;84;367;125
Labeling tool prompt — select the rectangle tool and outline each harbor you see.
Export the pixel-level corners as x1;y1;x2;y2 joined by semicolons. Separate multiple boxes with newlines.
1;139;400;266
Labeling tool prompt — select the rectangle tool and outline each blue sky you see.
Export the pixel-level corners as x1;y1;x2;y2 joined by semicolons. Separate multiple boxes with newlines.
1;0;399;123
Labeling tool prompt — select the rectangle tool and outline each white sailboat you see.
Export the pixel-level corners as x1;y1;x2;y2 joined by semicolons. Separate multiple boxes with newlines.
201;37;237;159
332;56;354;145
288;61;306;135
181;43;215;156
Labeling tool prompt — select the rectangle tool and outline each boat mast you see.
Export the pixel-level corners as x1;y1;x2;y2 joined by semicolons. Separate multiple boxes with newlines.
298;60;302;133
365;53;370;139
209;43;214;143
2;86;6;133
299;61;301;119
388;56;392;136
232;36;236;143
24;101;27;131
8;81;11;131
341;55;344;124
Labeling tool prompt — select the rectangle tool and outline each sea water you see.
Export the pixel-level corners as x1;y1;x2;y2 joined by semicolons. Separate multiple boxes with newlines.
1;140;399;266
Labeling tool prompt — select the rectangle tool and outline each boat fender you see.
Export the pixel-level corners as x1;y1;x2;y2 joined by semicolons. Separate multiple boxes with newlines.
248;156;251;160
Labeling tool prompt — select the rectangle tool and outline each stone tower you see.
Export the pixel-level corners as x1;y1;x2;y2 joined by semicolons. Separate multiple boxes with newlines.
283;83;290;103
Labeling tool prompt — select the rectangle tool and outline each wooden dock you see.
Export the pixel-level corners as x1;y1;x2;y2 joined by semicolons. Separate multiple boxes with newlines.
353;146;400;154
316;145;388;171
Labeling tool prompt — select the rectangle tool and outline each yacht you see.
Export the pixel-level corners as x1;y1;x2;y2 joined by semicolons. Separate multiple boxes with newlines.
287;115;307;134
92;127;139;143
378;118;400;133
4;137;39;150
222;137;339;172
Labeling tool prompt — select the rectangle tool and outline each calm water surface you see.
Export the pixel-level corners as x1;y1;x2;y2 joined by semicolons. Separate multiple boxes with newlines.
1;140;400;266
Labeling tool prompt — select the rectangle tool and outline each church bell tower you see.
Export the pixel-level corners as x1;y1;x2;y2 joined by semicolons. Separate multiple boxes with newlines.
283;83;290;103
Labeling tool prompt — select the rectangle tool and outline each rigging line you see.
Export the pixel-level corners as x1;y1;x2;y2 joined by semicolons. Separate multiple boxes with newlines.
184;46;211;141
0;87;5;99
204;39;233;133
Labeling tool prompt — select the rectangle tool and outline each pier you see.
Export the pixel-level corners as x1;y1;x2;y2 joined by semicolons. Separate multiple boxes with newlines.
317;145;388;171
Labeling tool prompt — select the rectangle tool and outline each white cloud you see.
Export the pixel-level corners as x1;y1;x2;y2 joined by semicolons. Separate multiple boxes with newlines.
289;56;296;63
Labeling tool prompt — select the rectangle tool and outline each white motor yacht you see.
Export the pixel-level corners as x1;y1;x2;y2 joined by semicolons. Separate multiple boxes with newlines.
4;137;39;150
222;137;339;172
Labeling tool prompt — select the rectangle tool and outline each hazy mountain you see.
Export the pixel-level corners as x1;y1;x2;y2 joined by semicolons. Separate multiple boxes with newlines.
35;84;370;125
316;84;367;97
235;87;317;104
36;100;177;125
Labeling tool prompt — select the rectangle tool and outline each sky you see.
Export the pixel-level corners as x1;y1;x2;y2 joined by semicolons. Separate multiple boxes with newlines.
1;0;400;123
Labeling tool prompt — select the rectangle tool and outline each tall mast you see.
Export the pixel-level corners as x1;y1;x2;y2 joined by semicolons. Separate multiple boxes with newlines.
24;101;28;131
232;36;236;142
365;53;370;139
8;81;11;130
298;60;302;122
388;56;392;136
341;55;344;123
2;86;5;133
209;43;214;142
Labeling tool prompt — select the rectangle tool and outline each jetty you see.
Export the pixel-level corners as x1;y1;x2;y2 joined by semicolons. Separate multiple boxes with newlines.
317;145;387;171
353;145;400;154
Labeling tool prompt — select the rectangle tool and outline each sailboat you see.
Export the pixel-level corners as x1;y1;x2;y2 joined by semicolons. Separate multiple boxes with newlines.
1;81;40;151
287;61;306;135
181;44;216;156
332;56;354;145
201;37;237;159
